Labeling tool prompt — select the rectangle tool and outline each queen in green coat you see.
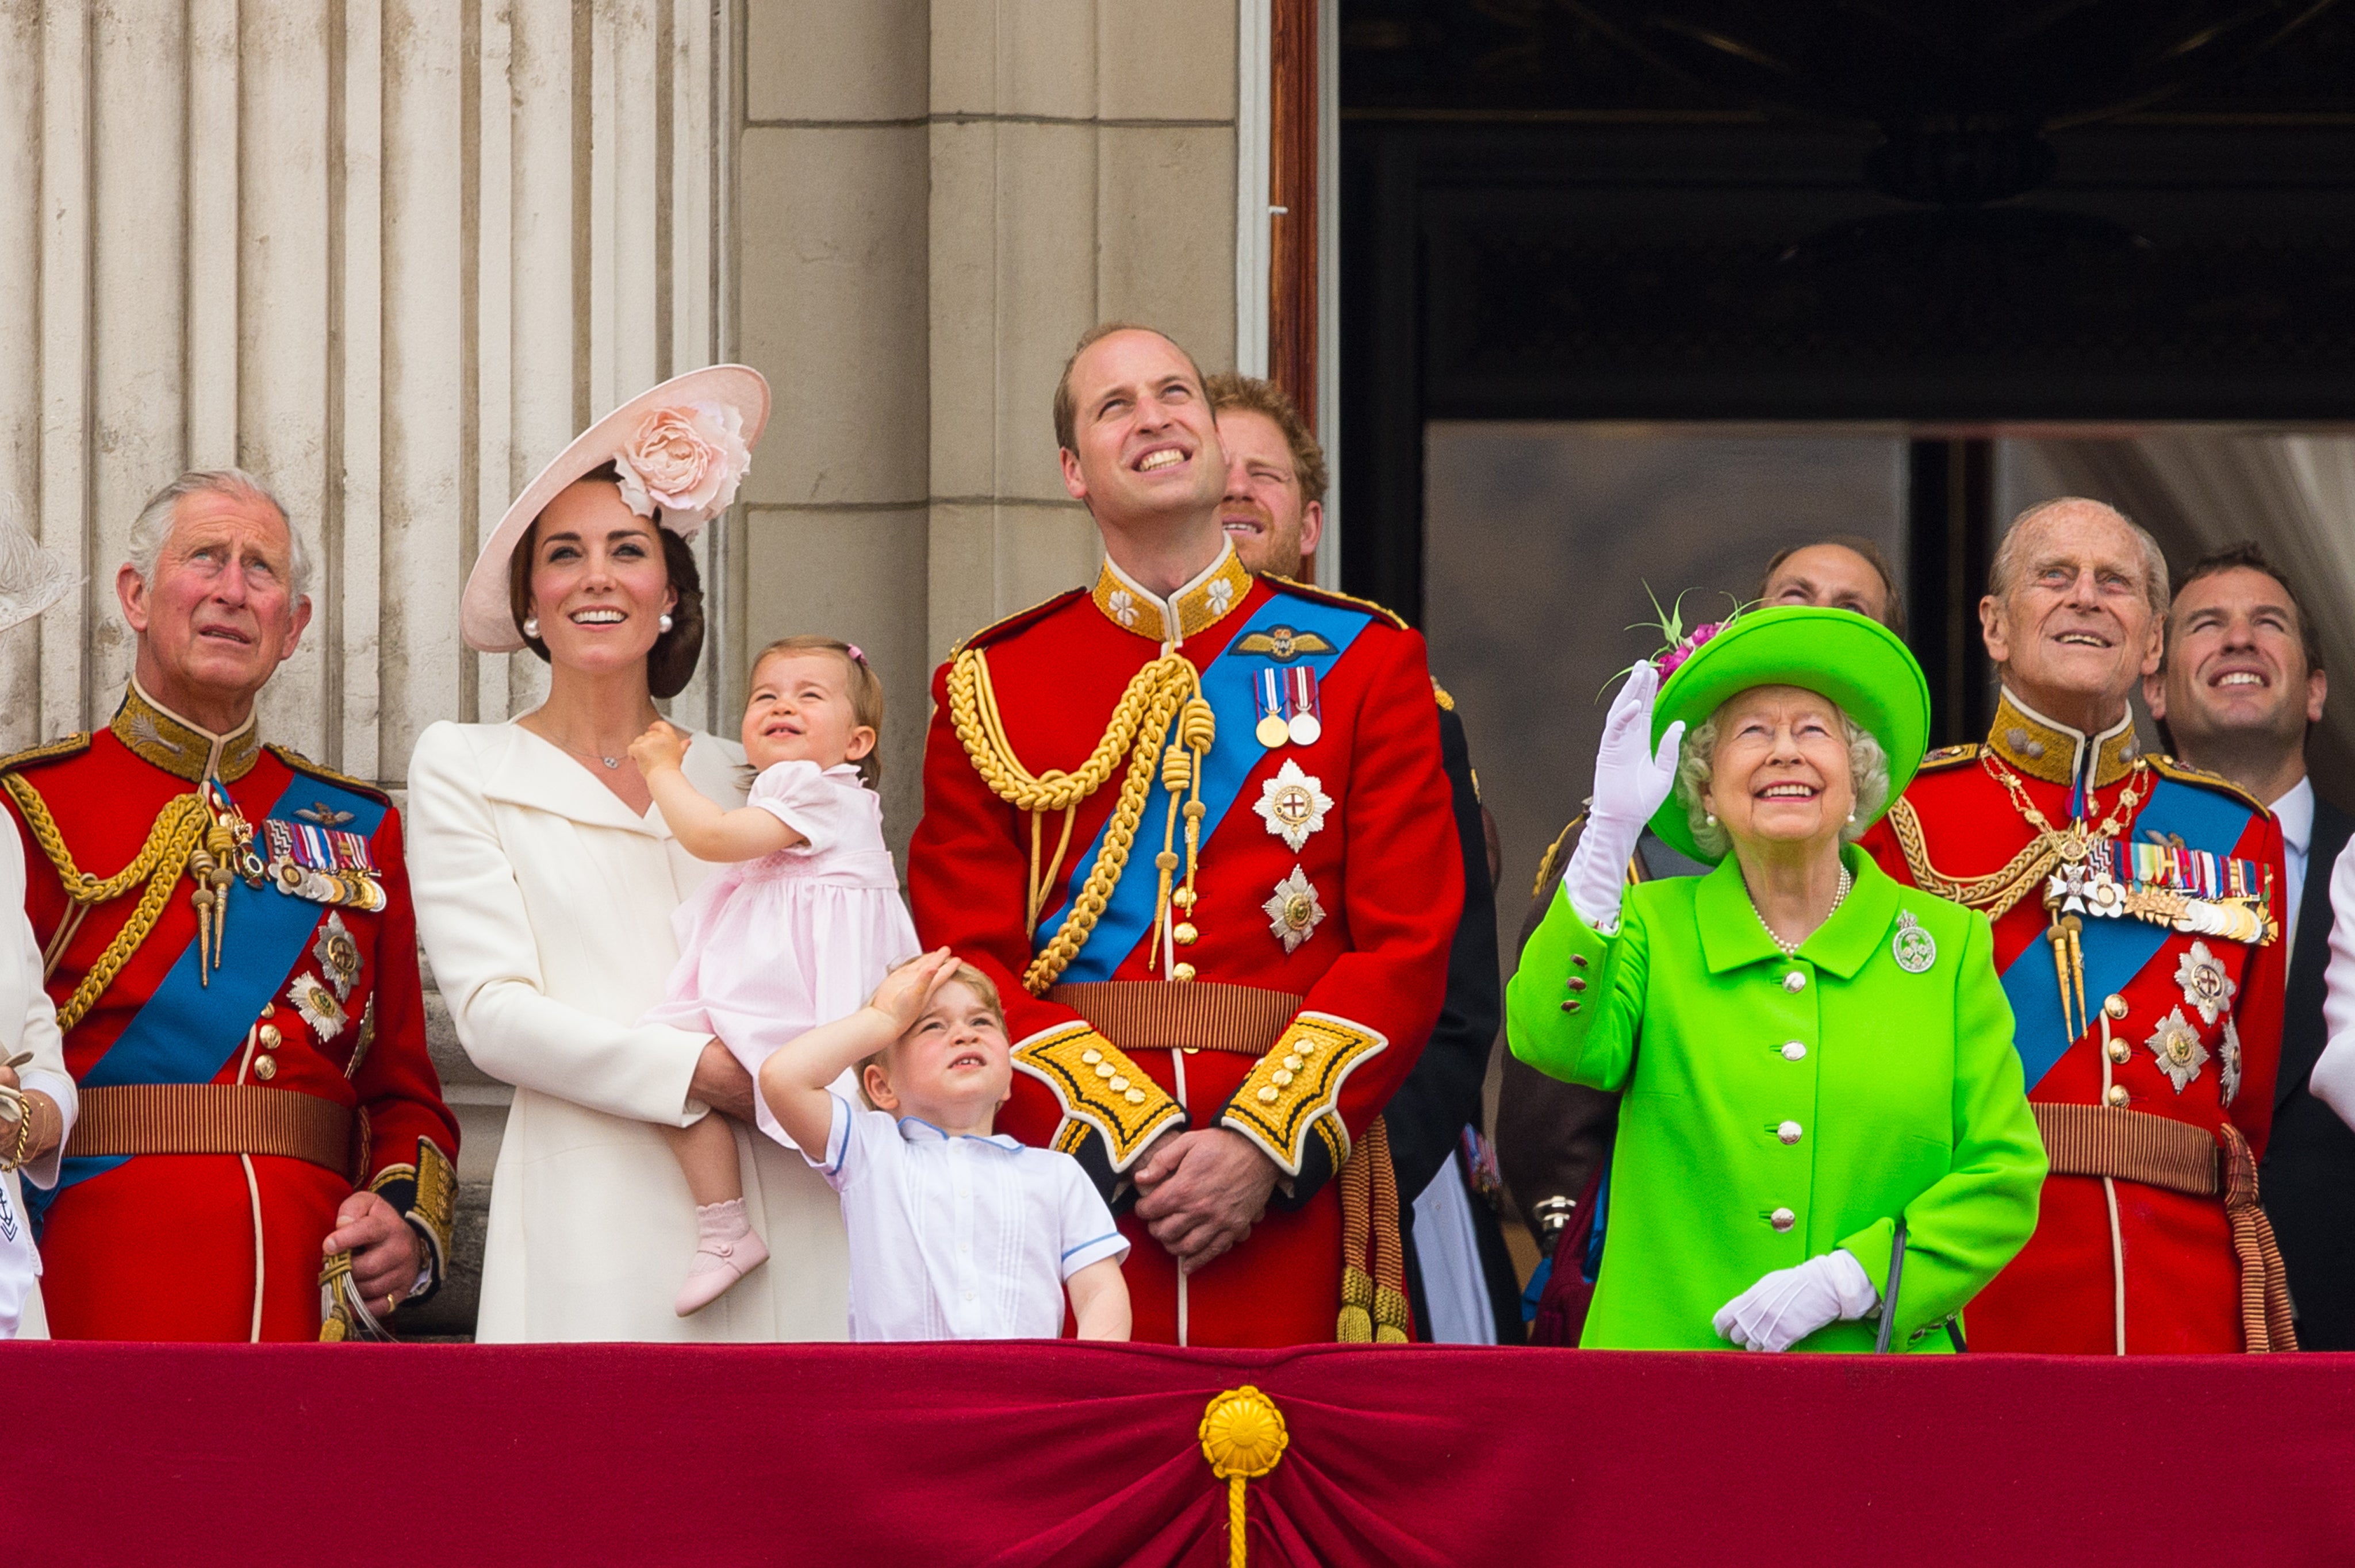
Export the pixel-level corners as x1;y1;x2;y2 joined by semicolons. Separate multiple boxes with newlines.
1508;606;2045;1352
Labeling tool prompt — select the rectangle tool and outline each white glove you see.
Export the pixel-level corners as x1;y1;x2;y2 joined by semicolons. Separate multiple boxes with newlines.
1562;662;1686;931
1712;1248;1878;1353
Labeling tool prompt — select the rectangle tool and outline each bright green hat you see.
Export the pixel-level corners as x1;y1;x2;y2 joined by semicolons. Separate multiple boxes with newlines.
1646;605;1931;864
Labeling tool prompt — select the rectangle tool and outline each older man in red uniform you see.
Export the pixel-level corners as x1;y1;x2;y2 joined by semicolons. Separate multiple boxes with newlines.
6;470;455;1341
1860;498;2289;1353
911;325;1461;1347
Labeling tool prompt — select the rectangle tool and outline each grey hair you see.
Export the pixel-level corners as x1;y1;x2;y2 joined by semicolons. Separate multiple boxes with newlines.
1989;497;2169;625
125;469;310;602
1675;701;1892;860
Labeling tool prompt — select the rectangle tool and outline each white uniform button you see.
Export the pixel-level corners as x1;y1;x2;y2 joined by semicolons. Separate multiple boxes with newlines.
1781;1042;1806;1062
1777;1120;1803;1145
1770;1207;1796;1232
1783;971;1808;993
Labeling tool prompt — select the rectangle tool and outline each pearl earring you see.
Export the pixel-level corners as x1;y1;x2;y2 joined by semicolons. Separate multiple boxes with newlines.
1705;813;1716;827
1847;809;1857;824
522;616;539;640
658;613;674;633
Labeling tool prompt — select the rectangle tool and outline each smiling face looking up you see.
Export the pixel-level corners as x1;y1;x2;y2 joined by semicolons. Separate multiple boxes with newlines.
1700;685;1859;859
741;648;876;774
2147;564;2325;797
524;479;678;679
1216;406;1322;578
118;482;313;732
1057;328;1226;540
1980;501;2166;736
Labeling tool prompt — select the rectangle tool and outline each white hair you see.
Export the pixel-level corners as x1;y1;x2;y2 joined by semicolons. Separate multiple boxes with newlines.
1675;700;1891;860
1989;497;2169;624
125;469;310;602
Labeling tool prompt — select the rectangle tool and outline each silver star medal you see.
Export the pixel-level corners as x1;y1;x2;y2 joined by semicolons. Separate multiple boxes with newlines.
2144;1005;2210;1093
286;972;348;1043
2219;1017;2243;1106
1890;909;1937;974
1263;866;1325;954
1253;759;1333;853
2173;941;2235;1027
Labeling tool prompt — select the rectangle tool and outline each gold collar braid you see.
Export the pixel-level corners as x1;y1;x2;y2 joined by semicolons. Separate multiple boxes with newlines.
3;776;210;1032
949;645;1214;994
112;680;262;785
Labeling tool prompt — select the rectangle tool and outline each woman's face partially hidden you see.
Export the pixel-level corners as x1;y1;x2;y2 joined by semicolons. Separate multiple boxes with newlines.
1702;685;1856;855
527;481;677;677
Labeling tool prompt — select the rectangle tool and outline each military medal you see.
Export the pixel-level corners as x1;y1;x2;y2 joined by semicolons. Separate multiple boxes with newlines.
2220;1017;2243;1105
1285;667;1322;747
2143;1005;2208;1093
1254;668;1291;749
264;817;388;913
286;971;348;1042
313;912;363;1002
2173;940;2234;1027
1254;759;1332;852
1263;866;1325;954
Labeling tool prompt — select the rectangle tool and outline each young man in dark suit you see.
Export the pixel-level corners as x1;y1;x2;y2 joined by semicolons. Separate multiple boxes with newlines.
2147;541;2350;1347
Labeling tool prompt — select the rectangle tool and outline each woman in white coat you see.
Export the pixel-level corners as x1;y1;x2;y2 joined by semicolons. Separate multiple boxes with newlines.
0;506;80;1338
407;367;847;1341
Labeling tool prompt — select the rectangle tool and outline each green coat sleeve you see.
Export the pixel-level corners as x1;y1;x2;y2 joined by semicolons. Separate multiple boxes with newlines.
1505;885;1647;1093
1835;910;2048;1344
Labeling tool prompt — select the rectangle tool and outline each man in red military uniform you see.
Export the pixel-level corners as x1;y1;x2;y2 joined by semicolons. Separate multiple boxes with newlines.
911;325;1462;1347
1860;497;2290;1353
7;470;456;1341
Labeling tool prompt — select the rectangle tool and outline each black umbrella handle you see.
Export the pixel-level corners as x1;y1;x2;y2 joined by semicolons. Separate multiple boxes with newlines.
1874;1218;1908;1354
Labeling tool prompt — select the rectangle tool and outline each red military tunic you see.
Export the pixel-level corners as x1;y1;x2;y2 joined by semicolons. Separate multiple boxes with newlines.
1859;690;2288;1353
911;544;1462;1347
4;683;458;1341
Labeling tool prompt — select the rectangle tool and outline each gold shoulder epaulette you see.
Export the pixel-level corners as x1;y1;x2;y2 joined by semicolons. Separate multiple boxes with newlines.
266;744;390;805
1430;678;1456;712
1531;814;1585;898
1916;743;1980;772
1261;573;1409;631
0;732;91;779
948;587;1088;659
2148;755;2270;817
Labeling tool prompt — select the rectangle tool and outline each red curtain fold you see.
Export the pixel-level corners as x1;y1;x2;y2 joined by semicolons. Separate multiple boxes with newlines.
15;1340;2355;1567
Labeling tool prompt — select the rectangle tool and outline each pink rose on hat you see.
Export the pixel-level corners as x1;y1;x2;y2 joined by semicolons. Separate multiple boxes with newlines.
613;401;751;532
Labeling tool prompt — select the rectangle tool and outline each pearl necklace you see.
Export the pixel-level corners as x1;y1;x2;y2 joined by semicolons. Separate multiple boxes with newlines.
1752;864;1852;956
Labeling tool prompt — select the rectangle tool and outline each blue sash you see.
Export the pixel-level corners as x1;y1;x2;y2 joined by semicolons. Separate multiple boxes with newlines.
1998;775;2259;1091
1037;597;1375;982
33;772;385;1224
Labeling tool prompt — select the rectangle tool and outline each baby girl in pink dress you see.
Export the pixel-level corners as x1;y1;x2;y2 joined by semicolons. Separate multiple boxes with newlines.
630;636;919;1315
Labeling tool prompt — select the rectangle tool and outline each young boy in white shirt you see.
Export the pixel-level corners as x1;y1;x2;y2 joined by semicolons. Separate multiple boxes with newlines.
760;947;1132;1341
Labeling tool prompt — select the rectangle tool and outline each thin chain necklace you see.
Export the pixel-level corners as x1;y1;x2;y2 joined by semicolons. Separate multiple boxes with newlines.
1751;864;1852;956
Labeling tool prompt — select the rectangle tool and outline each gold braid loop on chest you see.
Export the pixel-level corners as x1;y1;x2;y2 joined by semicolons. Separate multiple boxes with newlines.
949;646;1211;996
5;775;212;1032
1885;756;2151;924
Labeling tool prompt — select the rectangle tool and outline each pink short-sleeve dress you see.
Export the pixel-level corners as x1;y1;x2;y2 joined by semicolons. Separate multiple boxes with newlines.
641;759;921;1147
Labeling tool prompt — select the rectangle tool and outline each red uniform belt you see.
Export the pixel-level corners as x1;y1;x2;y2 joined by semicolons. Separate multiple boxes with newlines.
66;1085;355;1178
2033;1104;2296;1351
1049;981;1303;1055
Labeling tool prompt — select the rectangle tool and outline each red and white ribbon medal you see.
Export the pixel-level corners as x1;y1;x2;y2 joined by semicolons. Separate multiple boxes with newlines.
1286;666;1323;747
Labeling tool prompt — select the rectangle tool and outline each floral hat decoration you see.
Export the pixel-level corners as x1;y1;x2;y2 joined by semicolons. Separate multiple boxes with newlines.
1636;593;1932;863
460;364;770;652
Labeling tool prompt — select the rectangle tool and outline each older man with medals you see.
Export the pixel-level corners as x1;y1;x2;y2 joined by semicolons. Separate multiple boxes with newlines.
910;325;1462;1347
3;470;457;1341
1859;498;2291;1354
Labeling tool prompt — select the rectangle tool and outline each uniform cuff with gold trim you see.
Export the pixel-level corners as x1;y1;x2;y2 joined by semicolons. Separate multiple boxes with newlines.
370;1137;457;1304
1217;1012;1387;1179
1011;1023;1184;1178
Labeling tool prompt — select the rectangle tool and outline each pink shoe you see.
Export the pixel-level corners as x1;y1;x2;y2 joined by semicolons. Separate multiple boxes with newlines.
674;1199;769;1316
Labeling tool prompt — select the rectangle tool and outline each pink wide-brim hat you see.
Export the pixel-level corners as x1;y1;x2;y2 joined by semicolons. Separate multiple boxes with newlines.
459;364;771;653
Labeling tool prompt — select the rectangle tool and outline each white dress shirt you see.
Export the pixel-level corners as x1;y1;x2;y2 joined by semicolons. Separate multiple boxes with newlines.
2273;777;2315;941
809;1091;1128;1341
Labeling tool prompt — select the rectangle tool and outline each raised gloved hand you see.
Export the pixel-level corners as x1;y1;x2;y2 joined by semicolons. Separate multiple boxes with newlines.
1561;661;1686;932
1712;1248;1878;1353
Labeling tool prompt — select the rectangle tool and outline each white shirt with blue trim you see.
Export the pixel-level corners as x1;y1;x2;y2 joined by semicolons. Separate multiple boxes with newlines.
806;1090;1129;1341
